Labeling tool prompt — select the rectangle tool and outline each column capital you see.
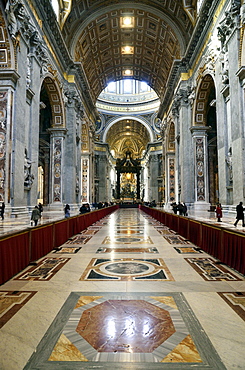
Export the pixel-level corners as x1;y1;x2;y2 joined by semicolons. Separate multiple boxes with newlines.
190;125;210;136
47;127;67;138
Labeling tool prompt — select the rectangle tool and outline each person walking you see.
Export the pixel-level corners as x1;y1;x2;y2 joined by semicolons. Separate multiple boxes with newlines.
0;202;5;220
31;206;41;226
215;203;222;222
182;202;188;216
64;204;70;218
234;202;245;227
38;202;43;216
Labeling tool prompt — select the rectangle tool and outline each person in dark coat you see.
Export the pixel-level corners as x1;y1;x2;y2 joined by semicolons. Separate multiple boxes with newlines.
182;203;188;216
234;202;245;227
31;206;41;226
0;202;5;220
64;204;70;218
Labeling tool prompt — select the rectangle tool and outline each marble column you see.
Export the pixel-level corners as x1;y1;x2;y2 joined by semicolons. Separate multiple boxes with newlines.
48;128;67;209
190;126;210;209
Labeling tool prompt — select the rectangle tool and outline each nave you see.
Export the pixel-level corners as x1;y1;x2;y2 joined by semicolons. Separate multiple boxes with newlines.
0;209;245;369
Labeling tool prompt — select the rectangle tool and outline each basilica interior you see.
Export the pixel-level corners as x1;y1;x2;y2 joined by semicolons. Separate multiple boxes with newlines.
0;1;245;369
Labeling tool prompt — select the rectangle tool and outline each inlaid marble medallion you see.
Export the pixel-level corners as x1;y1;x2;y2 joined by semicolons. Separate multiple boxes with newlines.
96;247;159;254
66;235;92;244
0;291;37;328
174;247;202;254
102;236;153;244
14;258;70;281
80;258;174;281
185;258;242;281
53;247;82;254
24;292;226;369
218;292;245;321
157;229;177;235
80;229;99;235
163;235;191;244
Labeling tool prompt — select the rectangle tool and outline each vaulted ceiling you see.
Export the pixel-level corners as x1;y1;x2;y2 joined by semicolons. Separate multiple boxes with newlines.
62;0;197;102
105;119;151;159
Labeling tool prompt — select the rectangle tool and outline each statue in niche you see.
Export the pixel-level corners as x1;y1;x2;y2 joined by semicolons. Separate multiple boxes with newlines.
24;149;34;189
5;0;18;39
225;148;233;182
220;48;229;84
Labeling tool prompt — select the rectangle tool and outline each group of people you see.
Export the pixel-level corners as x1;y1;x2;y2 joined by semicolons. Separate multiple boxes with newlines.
79;203;90;214
215;201;245;227
171;202;188;216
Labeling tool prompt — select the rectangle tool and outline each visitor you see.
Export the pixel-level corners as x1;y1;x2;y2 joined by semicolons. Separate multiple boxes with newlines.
31;206;41;226
234;202;245;227
0;202;5;220
64;204;70;218
215;203;222;222
182;203;188;216
38;202;43;216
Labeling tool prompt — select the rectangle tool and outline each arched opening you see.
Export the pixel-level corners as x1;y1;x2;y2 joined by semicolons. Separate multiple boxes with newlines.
39;84;52;205
194;74;218;207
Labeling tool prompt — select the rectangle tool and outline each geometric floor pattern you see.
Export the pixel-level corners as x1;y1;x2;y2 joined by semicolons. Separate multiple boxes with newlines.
185;258;242;281
0;291;37;329
1;208;244;370
218;292;245;321
24;292;226;369
96;246;159;254
14;257;70;281
80;258;174;281
173;246;203;254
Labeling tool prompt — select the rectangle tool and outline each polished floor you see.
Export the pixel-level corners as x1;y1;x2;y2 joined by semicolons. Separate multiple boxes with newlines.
0;208;245;369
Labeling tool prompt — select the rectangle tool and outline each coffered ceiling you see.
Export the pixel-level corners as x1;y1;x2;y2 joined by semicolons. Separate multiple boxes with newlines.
62;0;196;102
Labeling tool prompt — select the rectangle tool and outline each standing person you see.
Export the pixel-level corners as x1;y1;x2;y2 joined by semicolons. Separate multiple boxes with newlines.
31;206;41;226
182;202;188;216
64;204;70;218
234;202;245;227
215;203;222;222
0;202;5;220
38;202;43;216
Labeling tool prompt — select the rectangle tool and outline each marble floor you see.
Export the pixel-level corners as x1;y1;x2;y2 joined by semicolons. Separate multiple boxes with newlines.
0;208;245;369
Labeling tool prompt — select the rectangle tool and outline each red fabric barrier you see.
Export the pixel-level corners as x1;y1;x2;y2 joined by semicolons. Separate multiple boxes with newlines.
178;217;189;239
139;206;245;276
54;220;69;248
30;225;54;261
223;231;245;275
0;232;29;285
171;215;179;233
201;224;222;257
187;219;201;246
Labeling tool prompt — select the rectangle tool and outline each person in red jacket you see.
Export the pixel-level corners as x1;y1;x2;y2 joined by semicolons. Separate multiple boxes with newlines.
215;203;222;222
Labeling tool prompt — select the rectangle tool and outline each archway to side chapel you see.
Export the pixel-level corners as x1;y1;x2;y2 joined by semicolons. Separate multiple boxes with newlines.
38;77;64;206
194;74;218;207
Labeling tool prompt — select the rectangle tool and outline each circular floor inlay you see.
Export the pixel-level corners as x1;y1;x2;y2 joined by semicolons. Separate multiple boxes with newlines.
99;260;156;276
105;262;149;275
115;237;142;243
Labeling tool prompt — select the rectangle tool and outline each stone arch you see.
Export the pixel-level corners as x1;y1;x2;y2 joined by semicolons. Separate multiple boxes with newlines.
0;5;15;70
38;76;65;205
102;115;154;143
193;74;216;126
166;122;175;152
193;73;218;206
40;76;65;127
